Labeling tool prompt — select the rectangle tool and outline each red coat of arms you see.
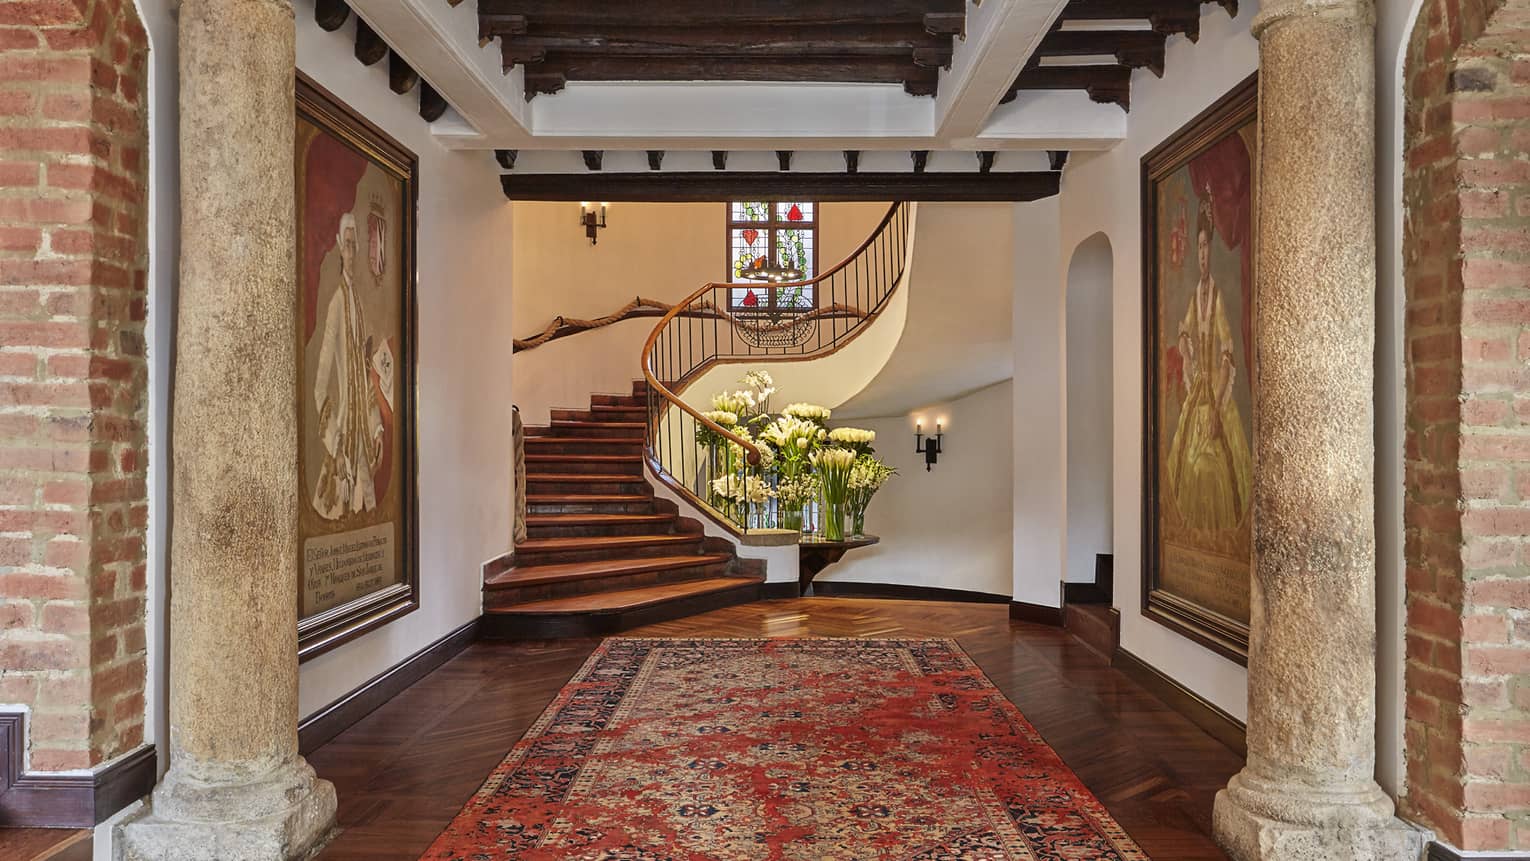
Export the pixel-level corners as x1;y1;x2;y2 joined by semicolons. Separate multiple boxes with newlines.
368;211;387;278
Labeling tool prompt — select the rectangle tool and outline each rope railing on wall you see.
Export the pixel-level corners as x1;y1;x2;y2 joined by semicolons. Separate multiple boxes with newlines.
514;297;873;353
639;202;912;535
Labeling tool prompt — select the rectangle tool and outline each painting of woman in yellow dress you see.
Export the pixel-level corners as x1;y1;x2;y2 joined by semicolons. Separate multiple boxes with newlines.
1165;202;1252;532
1143;75;1256;660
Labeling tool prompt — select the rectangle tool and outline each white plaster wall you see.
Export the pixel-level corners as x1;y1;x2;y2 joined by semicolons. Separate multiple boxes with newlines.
1065;233;1114;585
818;381;1015;597
1056;2;1259;721
293;3;516;718
1375;0;1430;803
1012;197;1066;609
836;203;1016;419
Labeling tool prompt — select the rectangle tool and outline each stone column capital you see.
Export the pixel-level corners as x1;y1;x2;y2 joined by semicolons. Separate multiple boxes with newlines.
1252;0;1376;38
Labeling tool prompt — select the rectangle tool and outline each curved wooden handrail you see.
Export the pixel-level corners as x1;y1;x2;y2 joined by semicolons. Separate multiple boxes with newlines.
640;201;906;471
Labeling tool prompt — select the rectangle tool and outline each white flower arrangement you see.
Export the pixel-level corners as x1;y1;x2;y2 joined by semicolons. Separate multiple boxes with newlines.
809;447;857;471
711;389;760;418
759;416;820;475
775;473;821;509
702;410;738;427
849;456;896;492
783;402;832;423
740;369;776;405
710;473;775;505
829;427;875;445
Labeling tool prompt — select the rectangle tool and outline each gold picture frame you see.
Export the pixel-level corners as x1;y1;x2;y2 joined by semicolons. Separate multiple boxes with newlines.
294;73;420;661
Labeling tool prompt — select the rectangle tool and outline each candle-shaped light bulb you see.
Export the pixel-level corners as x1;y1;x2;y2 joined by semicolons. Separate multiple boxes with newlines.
916;422;922;435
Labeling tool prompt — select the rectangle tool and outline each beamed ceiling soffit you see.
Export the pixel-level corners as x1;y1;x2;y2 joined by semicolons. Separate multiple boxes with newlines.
317;0;1240;199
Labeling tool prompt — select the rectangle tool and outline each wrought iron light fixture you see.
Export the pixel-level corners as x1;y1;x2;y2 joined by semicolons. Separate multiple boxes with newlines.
914;419;943;471
579;201;608;244
738;258;804;283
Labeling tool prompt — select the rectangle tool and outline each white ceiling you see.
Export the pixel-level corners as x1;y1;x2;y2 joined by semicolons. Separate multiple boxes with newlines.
348;0;1133;153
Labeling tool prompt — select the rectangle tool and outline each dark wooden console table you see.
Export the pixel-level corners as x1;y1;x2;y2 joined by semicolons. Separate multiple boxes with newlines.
798;535;880;596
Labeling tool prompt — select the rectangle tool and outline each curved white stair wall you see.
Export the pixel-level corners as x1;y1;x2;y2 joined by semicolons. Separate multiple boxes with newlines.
834;203;1016;420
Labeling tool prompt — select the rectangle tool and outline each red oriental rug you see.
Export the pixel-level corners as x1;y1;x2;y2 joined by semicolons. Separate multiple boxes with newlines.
424;638;1149;860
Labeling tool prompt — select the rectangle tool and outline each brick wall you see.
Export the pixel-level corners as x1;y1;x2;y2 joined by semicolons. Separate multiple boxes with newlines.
0;0;149;772
1403;0;1530;850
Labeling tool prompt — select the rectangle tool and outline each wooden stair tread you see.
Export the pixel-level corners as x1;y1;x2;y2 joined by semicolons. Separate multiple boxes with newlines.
524;473;645;483
489;577;758;615
526;453;643;462
485;553;732;589
518;533;697;552
525;436;642;445
526;493;652;504
526;513;673;525
551;421;645;429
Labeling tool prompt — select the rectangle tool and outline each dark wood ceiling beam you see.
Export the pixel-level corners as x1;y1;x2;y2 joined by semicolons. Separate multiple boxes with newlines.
922;12;965;36
711;151;727;170
977;151;995;173
495;149;518;170
355;18;388;66
1037;30;1167;77
1057;0;1201;42
501;171;1060;203
486;24;954;55
315;0;350;32
1048;150;1069;171
478;0;964;29
776;150;793;171
1006;65;1133;110
844;151;860;174
480;12;527;41
582;150;603;171
388;52;419;94
519;55;940;98
911;150;929;173
647;150;664;171
419;82;448;122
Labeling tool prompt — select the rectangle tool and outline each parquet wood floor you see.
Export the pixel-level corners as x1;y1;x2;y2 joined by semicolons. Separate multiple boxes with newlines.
309;598;1240;860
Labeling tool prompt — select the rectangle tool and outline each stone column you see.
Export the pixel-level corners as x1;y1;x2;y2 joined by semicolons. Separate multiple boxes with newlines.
120;0;335;857
1210;0;1423;859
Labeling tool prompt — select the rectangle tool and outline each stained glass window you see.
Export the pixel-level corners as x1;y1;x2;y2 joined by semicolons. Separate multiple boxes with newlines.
726;200;819;312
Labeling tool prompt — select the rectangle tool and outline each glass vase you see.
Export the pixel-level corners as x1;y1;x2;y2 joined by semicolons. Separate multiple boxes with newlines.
781;507;804;533
851;507;866;539
822;499;846;542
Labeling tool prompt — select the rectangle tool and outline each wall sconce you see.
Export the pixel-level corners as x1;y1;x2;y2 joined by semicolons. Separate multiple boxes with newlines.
914;419;944;471
579;201;608;244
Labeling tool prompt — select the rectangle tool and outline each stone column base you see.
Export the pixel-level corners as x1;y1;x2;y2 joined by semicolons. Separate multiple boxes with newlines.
118;756;336;860
1214;774;1429;861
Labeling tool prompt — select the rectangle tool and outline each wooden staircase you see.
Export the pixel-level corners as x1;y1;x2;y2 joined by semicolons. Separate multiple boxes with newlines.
483;381;765;638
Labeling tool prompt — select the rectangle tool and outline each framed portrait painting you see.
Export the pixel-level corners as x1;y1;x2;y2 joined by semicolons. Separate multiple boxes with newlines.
1140;74;1257;664
295;73;419;661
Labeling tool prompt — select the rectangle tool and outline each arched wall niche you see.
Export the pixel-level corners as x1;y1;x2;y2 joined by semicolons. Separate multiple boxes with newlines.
1063;232;1115;588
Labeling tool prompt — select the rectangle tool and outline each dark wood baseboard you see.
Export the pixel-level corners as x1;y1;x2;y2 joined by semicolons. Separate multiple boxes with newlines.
1063;581;1110;605
812;581;1010;604
0;715;156;827
1113;647;1247;757
1009;600;1065;626
299;617;481;755
480;580;763;640
760;581;801;600
1428;842;1529;860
